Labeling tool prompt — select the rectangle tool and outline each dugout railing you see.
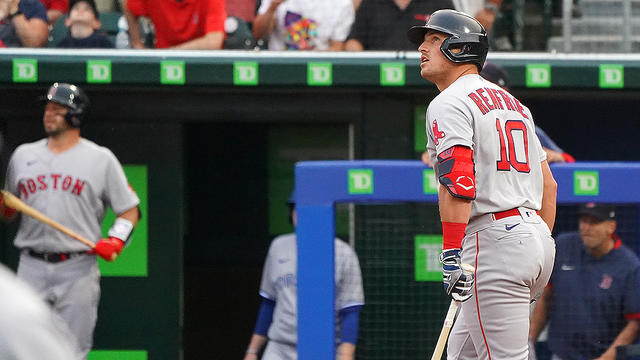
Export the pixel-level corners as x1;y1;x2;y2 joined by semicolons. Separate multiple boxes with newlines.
295;160;640;360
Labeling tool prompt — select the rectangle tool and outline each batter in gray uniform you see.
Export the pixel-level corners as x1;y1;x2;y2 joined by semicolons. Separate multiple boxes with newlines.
244;197;364;360
0;83;140;359
408;10;557;359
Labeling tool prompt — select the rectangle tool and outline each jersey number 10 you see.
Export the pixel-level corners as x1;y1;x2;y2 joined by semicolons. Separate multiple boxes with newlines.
496;118;530;173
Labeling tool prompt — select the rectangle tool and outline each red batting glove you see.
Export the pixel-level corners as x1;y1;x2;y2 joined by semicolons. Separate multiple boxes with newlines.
90;237;124;261
0;193;16;219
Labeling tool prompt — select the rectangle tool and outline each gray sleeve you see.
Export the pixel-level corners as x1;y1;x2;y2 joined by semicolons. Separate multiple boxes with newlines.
335;242;364;310
5;150;19;195
259;242;277;300
427;95;474;156
103;150;139;215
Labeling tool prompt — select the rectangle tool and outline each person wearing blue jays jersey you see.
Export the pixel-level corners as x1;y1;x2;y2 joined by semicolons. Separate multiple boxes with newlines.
243;195;364;360
529;203;640;360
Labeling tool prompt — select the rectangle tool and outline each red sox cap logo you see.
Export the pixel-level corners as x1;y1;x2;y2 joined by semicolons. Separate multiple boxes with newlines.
599;273;612;290
432;119;445;146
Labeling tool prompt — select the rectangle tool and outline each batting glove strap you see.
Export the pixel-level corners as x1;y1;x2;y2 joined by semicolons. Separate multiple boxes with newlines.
440;249;474;302
0;193;16;218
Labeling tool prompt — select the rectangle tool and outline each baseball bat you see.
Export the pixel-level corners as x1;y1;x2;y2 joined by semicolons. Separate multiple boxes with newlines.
1;190;96;249
430;263;475;360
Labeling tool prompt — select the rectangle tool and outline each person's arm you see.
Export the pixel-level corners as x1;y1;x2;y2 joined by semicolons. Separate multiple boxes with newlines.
539;160;557;232
529;285;552;342
121;0;145;49
244;297;275;359
252;0;285;40
594;319;639;360
243;334;267;360
11;0;49;47
91;206;139;261
474;0;502;33
0;192;17;222
327;40;345;51
337;305;362;360
345;38;364;51
171;31;224;50
46;9;62;24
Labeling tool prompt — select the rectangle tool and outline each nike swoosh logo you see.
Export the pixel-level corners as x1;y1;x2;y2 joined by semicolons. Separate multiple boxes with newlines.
505;223;520;231
26;160;37;166
561;264;575;271
278;259;290;264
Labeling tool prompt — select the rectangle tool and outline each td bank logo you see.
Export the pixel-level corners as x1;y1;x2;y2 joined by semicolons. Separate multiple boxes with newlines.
415;235;443;282
423;169;438;194
574;171;599;195
599;64;624;88
380;63;405;86
13;59;37;83
161;61;185;85
526;64;551;88
87;60;111;83
307;62;332;86
348;169;373;194
234;61;258;86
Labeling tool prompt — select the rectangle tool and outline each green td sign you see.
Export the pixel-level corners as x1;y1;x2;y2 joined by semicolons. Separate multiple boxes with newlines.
415;235;443;281
423;169;438;194
234;61;258;86
160;61;185;85
574;170;599;195
599;64;624;88
13;59;37;82
307;62;332;86
348;169;373;194
87;60;111;83
526;64;551;88
380;63;405;86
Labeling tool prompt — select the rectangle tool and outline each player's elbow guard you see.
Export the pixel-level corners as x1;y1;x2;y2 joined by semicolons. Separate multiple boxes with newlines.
437;146;476;200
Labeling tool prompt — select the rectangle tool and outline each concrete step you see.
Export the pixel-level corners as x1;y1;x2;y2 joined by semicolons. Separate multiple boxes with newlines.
578;0;640;17
547;35;640;52
551;16;640;35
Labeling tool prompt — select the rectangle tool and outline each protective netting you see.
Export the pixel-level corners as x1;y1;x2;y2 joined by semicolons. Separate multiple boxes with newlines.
350;202;639;360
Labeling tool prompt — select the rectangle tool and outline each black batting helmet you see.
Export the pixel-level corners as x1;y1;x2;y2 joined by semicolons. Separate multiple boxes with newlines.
45;82;90;127
407;9;489;72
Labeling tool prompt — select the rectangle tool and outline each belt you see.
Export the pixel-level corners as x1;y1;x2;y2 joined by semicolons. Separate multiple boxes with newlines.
493;208;539;221
26;249;87;263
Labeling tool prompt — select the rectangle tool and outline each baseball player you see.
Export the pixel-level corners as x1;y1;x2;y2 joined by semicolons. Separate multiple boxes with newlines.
243;195;364;360
407;10;557;359
0;83;140;359
529;203;640;360
0;263;77;359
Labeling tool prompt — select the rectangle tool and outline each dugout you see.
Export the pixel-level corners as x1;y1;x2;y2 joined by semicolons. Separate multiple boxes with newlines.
0;49;639;359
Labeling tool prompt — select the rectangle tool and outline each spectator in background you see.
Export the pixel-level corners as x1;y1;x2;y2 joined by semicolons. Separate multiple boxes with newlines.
452;0;501;33
0;0;48;47
243;194;364;360
529;203;640;360
345;0;453;51
38;0;66;25
253;0;354;50
56;0;112;48
421;62;574;167
122;0;226;49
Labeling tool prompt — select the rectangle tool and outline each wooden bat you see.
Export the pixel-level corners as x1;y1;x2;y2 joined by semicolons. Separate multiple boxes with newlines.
431;263;475;360
1;190;95;249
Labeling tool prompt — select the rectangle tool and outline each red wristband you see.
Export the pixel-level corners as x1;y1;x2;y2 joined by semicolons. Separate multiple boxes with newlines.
442;222;467;250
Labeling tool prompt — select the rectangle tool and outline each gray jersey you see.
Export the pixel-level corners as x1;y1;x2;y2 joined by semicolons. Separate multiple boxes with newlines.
5;138;139;252
259;233;364;346
0;264;77;359
426;74;546;220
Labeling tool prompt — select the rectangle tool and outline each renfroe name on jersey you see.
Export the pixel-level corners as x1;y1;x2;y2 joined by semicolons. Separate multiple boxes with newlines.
18;174;87;199
468;87;529;119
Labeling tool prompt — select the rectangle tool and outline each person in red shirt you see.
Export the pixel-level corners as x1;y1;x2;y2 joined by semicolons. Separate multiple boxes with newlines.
39;0;67;24
123;0;226;49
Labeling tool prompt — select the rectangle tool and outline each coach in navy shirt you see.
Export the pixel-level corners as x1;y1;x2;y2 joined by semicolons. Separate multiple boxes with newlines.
530;203;640;360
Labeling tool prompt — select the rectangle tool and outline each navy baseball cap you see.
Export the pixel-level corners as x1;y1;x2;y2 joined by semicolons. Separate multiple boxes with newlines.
578;203;616;221
480;62;510;89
